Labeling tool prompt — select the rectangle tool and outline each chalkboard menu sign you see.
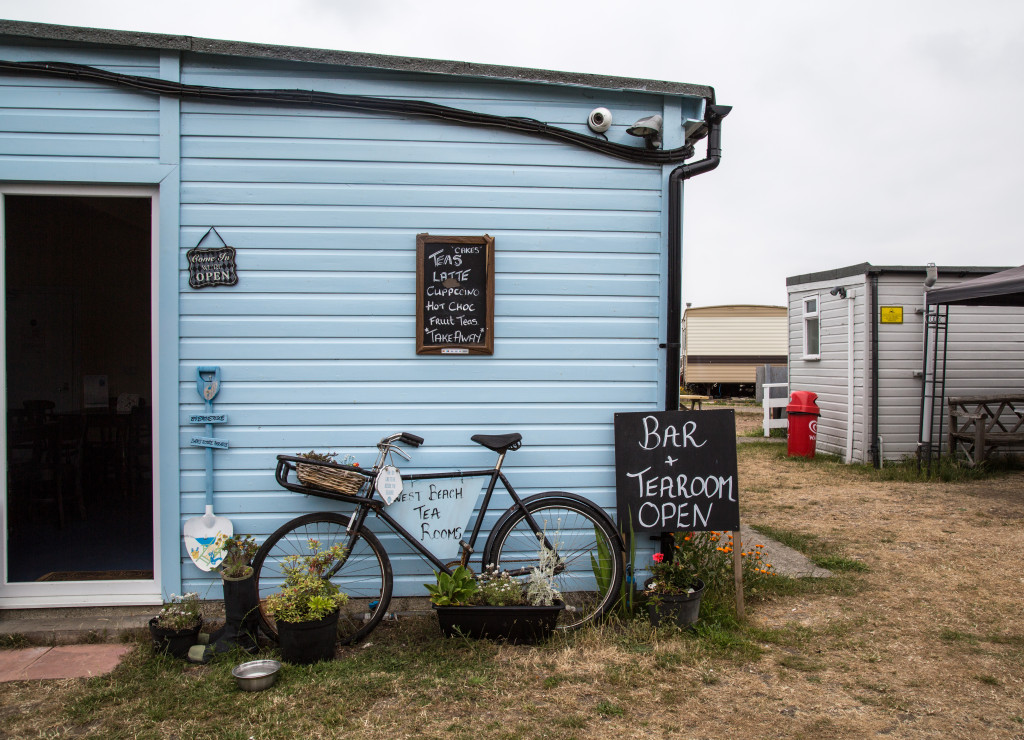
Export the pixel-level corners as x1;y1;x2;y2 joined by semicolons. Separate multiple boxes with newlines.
614;410;740;535
416;234;495;355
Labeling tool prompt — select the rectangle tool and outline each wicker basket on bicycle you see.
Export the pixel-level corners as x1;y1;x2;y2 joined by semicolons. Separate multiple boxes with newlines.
295;461;365;496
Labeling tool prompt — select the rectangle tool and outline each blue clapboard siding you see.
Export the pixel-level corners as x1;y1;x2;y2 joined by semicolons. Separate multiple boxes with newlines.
0;40;161;164
174;51;675;595
0;34;689;598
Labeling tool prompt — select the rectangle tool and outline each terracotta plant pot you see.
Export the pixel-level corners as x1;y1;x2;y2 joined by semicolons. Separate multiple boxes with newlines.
433;602;565;644
148;617;203;658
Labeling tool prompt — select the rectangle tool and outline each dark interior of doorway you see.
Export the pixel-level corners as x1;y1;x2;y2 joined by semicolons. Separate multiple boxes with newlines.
5;195;153;582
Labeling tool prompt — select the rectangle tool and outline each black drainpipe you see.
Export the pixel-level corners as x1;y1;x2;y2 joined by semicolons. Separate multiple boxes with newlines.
664;103;732;410
868;271;880;467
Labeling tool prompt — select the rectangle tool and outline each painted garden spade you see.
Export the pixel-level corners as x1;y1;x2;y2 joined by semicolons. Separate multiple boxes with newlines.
184;366;233;570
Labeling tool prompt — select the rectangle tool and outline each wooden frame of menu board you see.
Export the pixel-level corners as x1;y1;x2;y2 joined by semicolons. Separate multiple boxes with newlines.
416;234;495;355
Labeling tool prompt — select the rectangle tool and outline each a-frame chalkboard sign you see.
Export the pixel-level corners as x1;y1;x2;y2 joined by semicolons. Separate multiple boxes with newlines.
416;234;495;355
614;409;740;535
614;408;746;618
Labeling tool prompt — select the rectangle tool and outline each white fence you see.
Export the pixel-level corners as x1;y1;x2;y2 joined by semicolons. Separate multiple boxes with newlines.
762;382;789;437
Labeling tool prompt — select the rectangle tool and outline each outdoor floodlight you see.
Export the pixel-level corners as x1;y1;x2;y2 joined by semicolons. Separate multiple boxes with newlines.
626;114;663;148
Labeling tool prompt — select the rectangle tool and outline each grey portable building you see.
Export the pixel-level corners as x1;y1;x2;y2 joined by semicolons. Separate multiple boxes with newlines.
786;263;1024;464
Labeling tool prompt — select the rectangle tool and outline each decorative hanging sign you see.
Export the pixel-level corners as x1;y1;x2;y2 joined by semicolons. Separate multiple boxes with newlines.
187;227;238;289
375;465;404;505
384;476;485;560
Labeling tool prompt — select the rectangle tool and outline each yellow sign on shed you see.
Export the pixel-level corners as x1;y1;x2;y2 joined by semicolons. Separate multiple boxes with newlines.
880;306;903;324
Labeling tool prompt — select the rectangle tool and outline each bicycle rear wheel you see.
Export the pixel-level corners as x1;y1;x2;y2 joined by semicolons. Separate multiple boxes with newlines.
252;512;393;645
485;495;623;630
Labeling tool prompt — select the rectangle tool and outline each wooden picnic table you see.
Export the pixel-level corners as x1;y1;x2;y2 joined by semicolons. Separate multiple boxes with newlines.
679;394;710;410
947;394;1024;466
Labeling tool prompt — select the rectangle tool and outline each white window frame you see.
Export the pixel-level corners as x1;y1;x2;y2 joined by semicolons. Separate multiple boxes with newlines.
802;294;820;360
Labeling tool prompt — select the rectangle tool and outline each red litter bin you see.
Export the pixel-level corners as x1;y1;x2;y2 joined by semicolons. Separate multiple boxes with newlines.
787;391;820;458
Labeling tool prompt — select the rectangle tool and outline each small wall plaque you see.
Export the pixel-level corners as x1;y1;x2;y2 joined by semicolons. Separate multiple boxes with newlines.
187;228;238;289
880;306;903;324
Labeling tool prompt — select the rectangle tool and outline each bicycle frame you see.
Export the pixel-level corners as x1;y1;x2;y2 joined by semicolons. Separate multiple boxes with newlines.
274;439;551;578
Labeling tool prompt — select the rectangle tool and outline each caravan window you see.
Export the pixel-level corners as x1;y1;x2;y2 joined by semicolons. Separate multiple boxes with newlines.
802;296;820;359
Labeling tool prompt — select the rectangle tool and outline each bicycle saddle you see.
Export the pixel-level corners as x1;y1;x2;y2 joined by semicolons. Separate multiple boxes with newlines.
470;433;522;452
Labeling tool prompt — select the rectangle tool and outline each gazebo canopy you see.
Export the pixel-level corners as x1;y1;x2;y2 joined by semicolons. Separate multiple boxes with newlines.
926;265;1024;307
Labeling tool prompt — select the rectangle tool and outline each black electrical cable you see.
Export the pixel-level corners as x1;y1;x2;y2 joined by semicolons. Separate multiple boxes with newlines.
0;59;701;165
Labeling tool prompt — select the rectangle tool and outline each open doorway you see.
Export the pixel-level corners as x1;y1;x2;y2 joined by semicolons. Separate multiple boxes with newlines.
4;194;154;584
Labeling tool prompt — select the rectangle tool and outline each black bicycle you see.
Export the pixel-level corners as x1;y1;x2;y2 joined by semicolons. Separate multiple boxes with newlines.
253;431;625;644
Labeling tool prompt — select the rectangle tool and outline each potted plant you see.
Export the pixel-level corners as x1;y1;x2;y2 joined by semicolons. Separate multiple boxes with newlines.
644;530;777;627
428;537;565;644
149;592;203;658
189;534;261;663
264;539;349;664
643;546;705;628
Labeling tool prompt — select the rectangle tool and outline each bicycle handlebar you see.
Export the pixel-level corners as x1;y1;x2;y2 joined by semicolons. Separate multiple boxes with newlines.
378;432;424;449
400;433;424;447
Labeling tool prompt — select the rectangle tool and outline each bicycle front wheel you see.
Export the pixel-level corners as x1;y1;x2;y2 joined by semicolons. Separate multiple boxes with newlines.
485;496;623;630
252;512;393;645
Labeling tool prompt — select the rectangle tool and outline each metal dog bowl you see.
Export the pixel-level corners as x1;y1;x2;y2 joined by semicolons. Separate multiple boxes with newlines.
232;659;281;691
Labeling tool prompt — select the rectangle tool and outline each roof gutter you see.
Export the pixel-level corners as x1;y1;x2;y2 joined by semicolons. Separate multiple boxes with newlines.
664;103;732;410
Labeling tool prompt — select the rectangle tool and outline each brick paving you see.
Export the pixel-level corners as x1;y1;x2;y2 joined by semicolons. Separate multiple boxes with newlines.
0;644;133;682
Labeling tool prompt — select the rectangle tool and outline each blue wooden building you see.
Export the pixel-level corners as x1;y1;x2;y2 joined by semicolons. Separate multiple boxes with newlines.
0;20;729;610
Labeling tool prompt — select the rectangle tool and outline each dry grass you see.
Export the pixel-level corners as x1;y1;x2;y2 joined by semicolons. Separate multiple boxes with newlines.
1;444;1023;738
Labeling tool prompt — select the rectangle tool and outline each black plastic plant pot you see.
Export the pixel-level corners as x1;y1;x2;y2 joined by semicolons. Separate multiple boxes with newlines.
646;578;705;628
148;617;203;658
276;610;340;664
433;603;565;644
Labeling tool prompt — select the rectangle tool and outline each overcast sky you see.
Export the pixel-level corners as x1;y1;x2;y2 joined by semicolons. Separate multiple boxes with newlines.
3;0;1023;308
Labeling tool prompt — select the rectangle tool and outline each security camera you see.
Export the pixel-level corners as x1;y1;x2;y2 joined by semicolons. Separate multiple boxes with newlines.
588;107;612;133
830;287;847;298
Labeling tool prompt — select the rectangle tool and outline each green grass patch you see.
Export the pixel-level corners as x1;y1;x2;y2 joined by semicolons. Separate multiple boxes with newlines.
938;628;1024;662
812;555;870;573
555;714;588;729
0;633;31;649
595;700;626;717
741;426;786;438
778;654;826;672
869;454;1023;482
748;524;869;574
739;442;1023;482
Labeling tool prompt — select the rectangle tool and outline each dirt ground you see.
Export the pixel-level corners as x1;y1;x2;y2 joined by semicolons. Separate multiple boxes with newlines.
717;402;769;436
695;444;1024;739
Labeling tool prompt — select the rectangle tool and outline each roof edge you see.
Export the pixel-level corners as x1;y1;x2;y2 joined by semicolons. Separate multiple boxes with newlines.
786;263;1007;288
684;304;787;312
0;18;715;98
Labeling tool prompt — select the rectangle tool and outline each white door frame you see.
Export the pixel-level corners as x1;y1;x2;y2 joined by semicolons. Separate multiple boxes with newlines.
0;182;163;607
